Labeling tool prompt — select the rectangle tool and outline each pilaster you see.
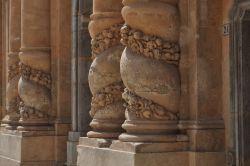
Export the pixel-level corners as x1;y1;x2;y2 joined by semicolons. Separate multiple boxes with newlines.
178;0;225;152
178;0;226;165
1;0;21;130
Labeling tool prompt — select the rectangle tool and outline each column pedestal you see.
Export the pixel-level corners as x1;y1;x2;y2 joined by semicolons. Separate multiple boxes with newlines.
77;138;225;166
0;129;55;166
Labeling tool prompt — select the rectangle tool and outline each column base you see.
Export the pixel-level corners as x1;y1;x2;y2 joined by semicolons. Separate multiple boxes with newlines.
87;131;121;139
1;116;20;130
0;129;55;166
77;137;226;166
18;119;54;131
119;133;189;143
17;125;54;131
5;125;18;130
87;119;124;139
1;123;19;130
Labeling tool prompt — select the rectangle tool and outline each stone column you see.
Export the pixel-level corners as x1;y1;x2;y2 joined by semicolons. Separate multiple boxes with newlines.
119;0;181;142
18;0;52;131
1;0;21;130
87;0;125;139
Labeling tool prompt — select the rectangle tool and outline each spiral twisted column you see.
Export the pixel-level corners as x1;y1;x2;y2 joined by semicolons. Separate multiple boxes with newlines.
119;0;181;142
1;0;21;130
87;0;125;139
17;0;52;131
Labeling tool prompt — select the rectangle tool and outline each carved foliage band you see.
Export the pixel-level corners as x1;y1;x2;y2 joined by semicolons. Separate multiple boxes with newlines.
90;82;124;117
19;101;48;120
8;62;19;81
121;25;180;65
7;97;21;113
122;88;178;120
20;63;51;89
91;23;123;59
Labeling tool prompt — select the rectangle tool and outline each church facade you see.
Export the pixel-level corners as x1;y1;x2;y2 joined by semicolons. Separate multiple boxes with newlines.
0;0;249;166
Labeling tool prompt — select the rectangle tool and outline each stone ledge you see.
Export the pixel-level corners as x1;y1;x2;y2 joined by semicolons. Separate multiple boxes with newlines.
110;141;189;153
79;137;113;148
0;128;55;137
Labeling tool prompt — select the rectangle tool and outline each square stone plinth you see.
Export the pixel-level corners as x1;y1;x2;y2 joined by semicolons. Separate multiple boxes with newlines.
77;138;226;166
77;145;189;166
0;130;55;166
77;138;189;166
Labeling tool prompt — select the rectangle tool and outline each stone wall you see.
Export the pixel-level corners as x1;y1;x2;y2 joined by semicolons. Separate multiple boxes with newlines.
0;0;238;166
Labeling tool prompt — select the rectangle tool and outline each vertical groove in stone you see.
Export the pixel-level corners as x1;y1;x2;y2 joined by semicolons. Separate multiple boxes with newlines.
1;0;21;130
119;0;182;142
17;0;52;131
87;0;125;139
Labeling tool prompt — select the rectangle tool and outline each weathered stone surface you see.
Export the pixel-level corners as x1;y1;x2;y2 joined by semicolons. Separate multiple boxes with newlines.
0;131;55;166
1;0;71;165
0;0;234;166
87;0;125;139
77;142;225;166
21;0;50;48
110;140;189;153
89;0;123;39
89;46;123;95
79;137;113;148
77;144;190;166
121;48;180;113
189;152;226;166
120;0;181;142
122;1;180;41
18;78;50;112
19;50;51;73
